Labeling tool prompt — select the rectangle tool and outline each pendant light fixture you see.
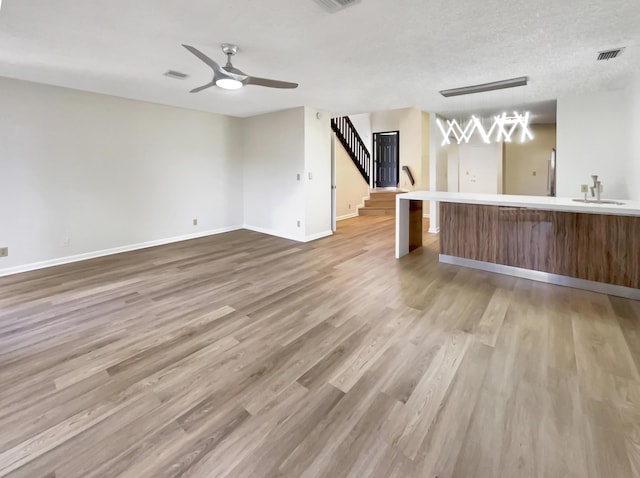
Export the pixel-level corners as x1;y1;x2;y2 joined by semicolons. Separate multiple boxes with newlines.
437;111;533;146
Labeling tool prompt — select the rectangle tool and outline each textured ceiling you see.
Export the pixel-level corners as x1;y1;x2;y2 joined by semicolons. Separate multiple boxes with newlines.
0;0;639;122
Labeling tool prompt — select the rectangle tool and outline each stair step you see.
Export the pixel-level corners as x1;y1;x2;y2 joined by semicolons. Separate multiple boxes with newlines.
369;192;403;199
364;199;396;207
357;190;404;216
359;207;396;216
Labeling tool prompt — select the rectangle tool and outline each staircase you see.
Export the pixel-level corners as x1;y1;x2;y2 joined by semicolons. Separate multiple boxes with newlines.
358;189;405;216
331;115;406;217
331;116;371;185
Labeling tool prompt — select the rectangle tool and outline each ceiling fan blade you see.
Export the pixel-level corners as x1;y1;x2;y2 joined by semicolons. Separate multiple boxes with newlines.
190;81;216;93
182;44;224;75
224;65;248;78
245;76;298;89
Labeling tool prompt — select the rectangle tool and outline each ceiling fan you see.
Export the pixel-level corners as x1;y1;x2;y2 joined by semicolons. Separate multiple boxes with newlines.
182;43;298;93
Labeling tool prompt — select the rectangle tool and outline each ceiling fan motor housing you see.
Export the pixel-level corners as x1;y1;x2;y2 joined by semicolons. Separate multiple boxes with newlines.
221;43;238;56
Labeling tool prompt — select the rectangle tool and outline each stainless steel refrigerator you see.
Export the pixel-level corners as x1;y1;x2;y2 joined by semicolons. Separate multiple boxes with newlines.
547;148;557;197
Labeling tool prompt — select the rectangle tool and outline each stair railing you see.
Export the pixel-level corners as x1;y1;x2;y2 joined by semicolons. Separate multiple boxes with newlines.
402;166;415;186
331;116;371;185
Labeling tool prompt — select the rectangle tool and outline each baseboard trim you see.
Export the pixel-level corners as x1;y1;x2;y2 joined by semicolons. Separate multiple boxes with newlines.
304;230;333;242
243;225;333;243
428;226;440;234
0;225;244;278
439;254;640;300
336;213;358;221
0;225;335;278
243;225;303;242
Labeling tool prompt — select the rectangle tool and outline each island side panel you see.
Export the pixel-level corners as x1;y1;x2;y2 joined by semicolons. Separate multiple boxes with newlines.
409;200;423;252
396;197;410;258
440;202;640;289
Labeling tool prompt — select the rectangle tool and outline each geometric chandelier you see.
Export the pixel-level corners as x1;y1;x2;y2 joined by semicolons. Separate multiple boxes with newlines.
437;111;534;146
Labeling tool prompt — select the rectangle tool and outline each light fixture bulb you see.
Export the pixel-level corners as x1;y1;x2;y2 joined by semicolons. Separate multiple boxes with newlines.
216;78;243;90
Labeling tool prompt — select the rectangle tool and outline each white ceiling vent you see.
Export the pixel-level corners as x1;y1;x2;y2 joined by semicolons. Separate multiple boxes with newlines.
597;48;625;61
312;0;362;13
164;70;189;80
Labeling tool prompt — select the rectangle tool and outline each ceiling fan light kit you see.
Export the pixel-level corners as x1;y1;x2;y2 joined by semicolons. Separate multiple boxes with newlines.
182;43;298;93
216;78;243;90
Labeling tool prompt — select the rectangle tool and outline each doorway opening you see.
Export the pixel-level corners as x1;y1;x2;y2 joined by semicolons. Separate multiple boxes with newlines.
373;131;400;188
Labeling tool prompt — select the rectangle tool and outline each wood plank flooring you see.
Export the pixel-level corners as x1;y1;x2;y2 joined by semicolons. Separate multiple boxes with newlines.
1;216;639;477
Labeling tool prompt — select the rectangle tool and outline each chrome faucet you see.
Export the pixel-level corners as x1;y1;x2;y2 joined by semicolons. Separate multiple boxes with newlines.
590;175;603;202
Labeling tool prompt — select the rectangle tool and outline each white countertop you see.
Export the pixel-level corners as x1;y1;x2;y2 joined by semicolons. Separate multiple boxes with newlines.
397;191;640;217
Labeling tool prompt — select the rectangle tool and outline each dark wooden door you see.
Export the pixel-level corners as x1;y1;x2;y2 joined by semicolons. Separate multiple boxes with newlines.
374;132;399;188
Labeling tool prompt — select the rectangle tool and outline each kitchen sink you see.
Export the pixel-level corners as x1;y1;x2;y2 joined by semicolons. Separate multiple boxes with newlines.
572;198;626;205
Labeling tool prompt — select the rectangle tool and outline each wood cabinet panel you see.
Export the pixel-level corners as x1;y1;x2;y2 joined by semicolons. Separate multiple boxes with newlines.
517;209;555;271
440;203;640;289
440;203;498;263
548;211;578;278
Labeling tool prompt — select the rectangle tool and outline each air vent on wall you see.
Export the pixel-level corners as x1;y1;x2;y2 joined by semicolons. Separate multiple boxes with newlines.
312;0;361;13
597;48;625;61
164;70;189;80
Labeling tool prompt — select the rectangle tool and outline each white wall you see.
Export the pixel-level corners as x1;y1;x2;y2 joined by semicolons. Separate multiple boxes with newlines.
436;139;449;193
242;107;306;241
447;144;460;192
304;108;332;240
429;113;448;232
370;107;423;190
242;106;332;242
335;137;369;220
632;77;640;199
557;77;638;200
421;112;431;191
420;112;431;216
0;77;243;275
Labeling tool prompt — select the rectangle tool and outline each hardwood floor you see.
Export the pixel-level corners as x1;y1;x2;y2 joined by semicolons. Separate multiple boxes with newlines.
1;216;639;477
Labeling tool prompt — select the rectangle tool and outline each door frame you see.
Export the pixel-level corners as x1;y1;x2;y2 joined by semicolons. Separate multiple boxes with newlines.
331;135;337;231
373;130;400;188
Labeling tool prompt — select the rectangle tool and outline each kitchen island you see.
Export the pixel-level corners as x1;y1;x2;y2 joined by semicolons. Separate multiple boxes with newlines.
396;191;640;299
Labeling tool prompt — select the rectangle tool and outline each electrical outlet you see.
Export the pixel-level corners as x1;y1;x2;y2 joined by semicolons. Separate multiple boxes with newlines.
308;172;313;180
0;247;8;257
532;171;537;176
348;203;351;209
63;237;71;247
193;218;198;226
296;173;301;181
297;220;301;228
